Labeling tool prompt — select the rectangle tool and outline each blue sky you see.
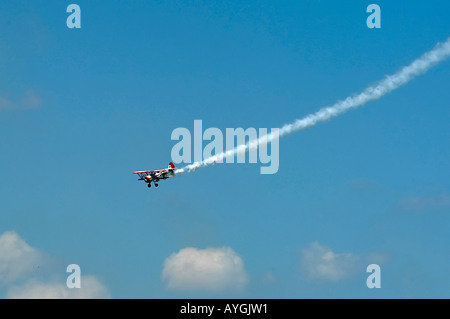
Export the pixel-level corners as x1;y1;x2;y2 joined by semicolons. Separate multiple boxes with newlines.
0;1;449;298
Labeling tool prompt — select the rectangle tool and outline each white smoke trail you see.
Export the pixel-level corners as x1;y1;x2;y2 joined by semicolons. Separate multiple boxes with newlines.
175;37;450;175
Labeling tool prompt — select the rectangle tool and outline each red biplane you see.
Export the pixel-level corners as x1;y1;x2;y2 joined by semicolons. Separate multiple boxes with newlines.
133;162;176;188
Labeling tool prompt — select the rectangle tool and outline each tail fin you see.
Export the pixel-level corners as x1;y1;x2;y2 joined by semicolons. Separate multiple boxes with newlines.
169;162;175;170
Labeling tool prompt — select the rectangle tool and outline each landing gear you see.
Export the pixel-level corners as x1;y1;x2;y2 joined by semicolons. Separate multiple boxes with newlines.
155;183;159;187
147;183;151;188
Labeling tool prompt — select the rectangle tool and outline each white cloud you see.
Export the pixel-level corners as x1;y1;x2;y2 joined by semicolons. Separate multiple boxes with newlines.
300;242;360;282
162;247;248;292
0;231;43;283
0;230;111;298
6;276;110;299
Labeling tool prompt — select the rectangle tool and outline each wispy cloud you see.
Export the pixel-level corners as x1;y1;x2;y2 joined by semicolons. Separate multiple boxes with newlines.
300;242;360;282
299;242;389;283
0;96;13;110
162;246;248;292
20;90;43;109
0;90;42;111
399;194;450;211
262;271;276;284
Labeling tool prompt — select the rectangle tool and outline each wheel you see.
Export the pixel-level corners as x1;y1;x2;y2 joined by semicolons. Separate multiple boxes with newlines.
155;183;159;187
147;183;151;188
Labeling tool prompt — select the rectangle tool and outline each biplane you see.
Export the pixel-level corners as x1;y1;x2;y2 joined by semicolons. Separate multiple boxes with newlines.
133;162;176;188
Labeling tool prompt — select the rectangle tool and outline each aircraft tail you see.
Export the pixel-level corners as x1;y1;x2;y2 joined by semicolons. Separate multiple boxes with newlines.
169;162;175;170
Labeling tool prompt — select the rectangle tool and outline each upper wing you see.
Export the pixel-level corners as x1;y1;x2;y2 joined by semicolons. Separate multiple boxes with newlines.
133;165;174;179
133;170;154;174
133;168;169;174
